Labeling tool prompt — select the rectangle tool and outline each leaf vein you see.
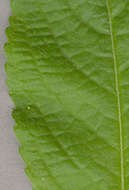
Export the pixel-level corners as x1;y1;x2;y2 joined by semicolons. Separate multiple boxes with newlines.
106;1;125;189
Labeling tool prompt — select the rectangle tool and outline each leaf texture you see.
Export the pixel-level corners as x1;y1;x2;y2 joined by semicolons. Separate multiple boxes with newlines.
5;0;129;190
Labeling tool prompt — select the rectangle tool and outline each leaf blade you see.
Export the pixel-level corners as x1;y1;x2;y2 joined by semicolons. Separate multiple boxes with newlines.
5;0;129;189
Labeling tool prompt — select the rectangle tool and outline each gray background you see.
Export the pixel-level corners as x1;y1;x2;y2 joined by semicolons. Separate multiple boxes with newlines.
0;0;32;189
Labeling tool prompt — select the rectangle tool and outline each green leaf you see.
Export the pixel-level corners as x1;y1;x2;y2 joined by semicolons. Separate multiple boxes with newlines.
5;0;129;189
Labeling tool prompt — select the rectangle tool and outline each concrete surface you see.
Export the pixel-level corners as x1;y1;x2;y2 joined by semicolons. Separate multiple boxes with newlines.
0;1;32;189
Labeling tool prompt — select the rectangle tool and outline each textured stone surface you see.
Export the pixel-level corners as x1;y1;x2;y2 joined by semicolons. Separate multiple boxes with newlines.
0;1;32;189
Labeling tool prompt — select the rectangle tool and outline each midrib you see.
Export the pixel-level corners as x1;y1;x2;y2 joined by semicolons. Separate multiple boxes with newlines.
106;0;125;189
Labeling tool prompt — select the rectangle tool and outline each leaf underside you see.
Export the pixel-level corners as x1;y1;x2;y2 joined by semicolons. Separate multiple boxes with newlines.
5;0;129;190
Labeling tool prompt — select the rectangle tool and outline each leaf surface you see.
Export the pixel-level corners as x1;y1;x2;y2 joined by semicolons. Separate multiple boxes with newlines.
5;0;129;190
